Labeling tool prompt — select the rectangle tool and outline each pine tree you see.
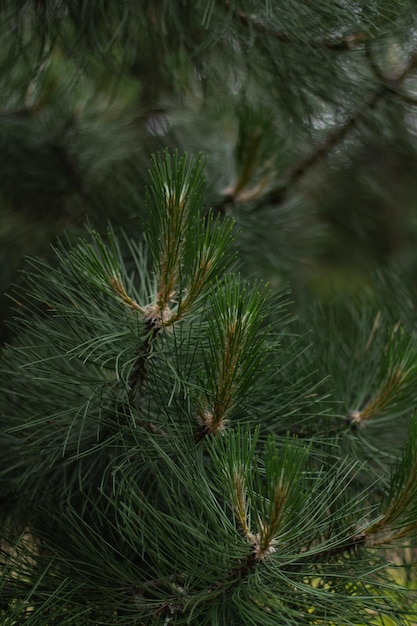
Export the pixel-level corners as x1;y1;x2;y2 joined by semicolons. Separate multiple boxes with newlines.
1;2;417;625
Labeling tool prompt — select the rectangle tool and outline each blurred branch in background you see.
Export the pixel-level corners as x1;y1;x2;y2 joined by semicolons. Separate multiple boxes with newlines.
1;2;417;301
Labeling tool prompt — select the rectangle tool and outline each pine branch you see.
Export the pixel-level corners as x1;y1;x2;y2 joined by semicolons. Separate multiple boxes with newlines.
272;50;417;208
259;85;387;209
3;133;417;621
212;48;417;217
364;418;417;545
211;84;387;216
226;1;371;51
364;42;388;83
0;106;38;118
126;323;159;410
311;530;367;561
345;323;417;426
195;280;268;438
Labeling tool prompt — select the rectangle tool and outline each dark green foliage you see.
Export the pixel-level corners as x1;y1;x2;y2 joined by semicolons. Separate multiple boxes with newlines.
2;2;417;624
1;153;417;624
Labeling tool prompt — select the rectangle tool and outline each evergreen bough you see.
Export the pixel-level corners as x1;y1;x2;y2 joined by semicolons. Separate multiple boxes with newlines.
3;0;417;328
2;1;417;624
1;152;417;625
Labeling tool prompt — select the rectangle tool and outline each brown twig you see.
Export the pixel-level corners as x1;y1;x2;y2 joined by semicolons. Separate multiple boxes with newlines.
0;105;38;118
364;42;387;83
311;531;368;561
211;23;417;217
227;3;370;51
268;52;417;208
126;321;169;435
127;324;156;404
257;85;387;210
210;84;387;217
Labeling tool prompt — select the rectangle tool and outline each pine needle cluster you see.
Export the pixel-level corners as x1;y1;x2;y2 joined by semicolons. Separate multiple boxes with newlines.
1;153;417;625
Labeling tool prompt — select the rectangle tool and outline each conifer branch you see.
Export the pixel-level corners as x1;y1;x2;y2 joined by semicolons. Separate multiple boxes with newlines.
196;317;244;435
255;66;417;211
309;530;368;561
0;105;38;118
213;49;417;216
108;275;145;313
364;422;417;545
196;283;266;438
232;469;253;541
364;42;387;83
365;310;382;352
146;153;235;328
226;2;370;51
126;323;158;406
253;482;288;561
278;52;417;208
259;86;387;209
346;324;417;427
230;467;289;563
153;183;188;319
212;85;387;216
3;2;417;620
128;547;261;620
348;368;407;426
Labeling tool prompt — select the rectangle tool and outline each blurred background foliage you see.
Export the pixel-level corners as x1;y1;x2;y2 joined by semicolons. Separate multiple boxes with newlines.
2;0;417;340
